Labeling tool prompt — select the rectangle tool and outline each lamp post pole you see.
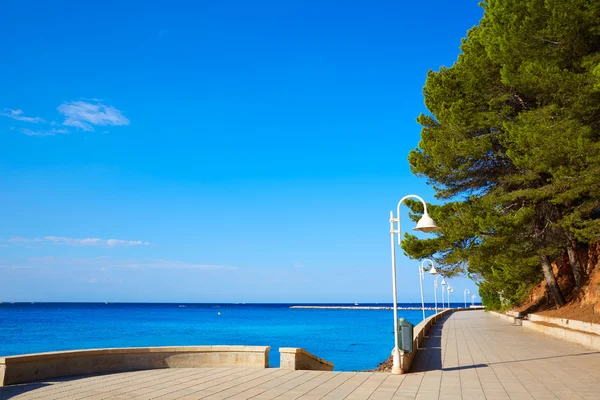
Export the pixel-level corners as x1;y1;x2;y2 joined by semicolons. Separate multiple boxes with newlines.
447;286;453;309
433;275;440;313
472;294;476;307
418;264;425;320
464;289;470;309
420;259;437;318
389;195;440;375
441;278;446;310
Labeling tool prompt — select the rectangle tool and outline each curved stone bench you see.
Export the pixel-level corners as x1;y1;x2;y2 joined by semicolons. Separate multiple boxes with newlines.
0;345;270;386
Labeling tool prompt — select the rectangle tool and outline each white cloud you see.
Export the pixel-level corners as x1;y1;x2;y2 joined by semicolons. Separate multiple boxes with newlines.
57;101;130;131
2;256;237;271
20;128;69;137
0;109;45;123
122;259;236;270
8;236;151;247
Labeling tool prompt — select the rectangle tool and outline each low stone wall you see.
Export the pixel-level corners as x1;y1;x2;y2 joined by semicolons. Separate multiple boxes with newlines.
399;308;474;374
279;348;333;371
0;345;270;387
521;319;600;350
528;313;600;336
489;311;522;325
506;310;524;318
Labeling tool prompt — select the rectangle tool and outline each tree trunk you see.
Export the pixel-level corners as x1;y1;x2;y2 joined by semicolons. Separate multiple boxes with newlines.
540;255;566;307
566;239;586;288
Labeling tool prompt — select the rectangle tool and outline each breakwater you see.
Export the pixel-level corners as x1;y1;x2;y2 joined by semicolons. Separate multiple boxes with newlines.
290;306;442;310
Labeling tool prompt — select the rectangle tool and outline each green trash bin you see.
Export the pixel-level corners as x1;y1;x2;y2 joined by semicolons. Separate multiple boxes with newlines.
397;318;414;353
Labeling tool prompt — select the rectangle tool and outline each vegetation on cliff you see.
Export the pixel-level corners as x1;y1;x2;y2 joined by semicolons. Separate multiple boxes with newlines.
402;0;600;310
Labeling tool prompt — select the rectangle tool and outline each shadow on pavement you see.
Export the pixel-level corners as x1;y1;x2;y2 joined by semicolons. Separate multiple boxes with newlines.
0;382;51;399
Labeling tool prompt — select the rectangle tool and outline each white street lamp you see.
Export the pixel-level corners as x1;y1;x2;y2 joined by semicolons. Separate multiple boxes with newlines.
389;194;440;375
421;259;437;318
447;286;454;308
464;289;470;309
440;278;446;310
471;294;476;307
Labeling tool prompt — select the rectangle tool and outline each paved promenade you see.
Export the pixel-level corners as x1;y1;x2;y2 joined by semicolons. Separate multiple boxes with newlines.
2;310;599;399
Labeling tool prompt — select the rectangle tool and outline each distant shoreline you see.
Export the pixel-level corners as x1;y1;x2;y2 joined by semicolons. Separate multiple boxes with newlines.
290;305;441;310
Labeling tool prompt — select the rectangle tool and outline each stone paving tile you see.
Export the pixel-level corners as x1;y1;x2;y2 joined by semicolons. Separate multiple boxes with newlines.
4;311;600;400
251;371;323;400
319;372;372;399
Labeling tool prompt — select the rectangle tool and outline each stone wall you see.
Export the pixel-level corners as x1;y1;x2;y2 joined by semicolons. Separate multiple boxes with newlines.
0;345;270;386
279;348;334;371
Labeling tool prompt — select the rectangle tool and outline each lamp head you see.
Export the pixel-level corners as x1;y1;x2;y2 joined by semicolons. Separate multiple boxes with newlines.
428;265;438;275
441;278;446;285
413;213;441;233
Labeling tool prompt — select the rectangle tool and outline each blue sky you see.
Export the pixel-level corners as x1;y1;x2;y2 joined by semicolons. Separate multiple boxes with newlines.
0;0;483;303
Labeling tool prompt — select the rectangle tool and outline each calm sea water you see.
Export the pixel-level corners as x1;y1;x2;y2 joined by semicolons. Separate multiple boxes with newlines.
0;303;467;371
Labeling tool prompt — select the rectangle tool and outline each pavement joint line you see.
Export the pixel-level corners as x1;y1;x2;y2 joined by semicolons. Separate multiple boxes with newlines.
270;371;329;400
461;319;491;399
217;369;298;399
468;320;529;399
308;372;359;400
320;372;373;399
254;370;325;400
201;368;292;399
28;367;196;400
285;372;352;400
80;367;220;400
351;373;388;400
479;319;574;399
461;321;509;399
145;368;268;400
280;370;344;400
172;367;272;400
367;374;404;400
87;367;235;400
245;370;311;400
20;368;169;398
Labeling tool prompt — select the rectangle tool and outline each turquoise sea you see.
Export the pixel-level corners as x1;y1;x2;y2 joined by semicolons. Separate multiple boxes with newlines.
0;303;468;371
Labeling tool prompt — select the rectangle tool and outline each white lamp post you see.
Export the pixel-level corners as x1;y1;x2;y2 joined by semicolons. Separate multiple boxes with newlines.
471;294;476;307
440;278;446;310
464;289;470;309
421;259;437;318
447;286;453;308
433;275;442;314
389;195;440;375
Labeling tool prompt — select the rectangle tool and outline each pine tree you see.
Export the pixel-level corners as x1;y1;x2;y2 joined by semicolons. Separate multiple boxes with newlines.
404;0;600;308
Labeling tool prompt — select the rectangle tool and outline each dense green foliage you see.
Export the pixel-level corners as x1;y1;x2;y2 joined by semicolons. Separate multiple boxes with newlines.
403;0;600;310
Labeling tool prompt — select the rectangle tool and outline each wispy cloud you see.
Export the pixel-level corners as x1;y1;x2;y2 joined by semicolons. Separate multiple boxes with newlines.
57;101;130;131
1;256;236;271
158;28;168;37
20;128;69;137
2;101;129;137
8;236;151;247
122;259;236;270
0;109;45;123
